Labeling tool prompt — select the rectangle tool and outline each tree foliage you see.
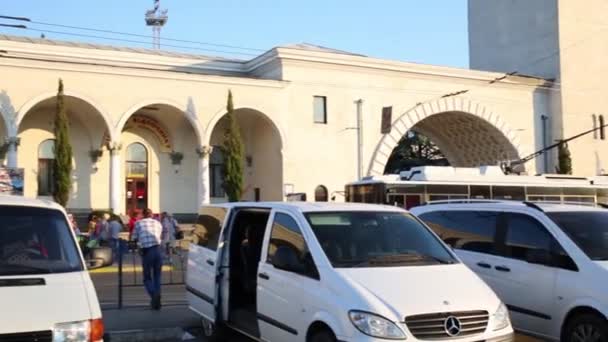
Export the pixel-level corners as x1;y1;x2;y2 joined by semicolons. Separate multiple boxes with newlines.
53;79;73;207
556;140;573;175
384;131;448;174
222;90;244;202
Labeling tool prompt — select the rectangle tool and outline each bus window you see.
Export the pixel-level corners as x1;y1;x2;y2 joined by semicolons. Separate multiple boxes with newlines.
405;195;421;209
563;196;595;205
470;185;491;199
492;186;525;200
526;186;562;195
527;195;561;202
426;185;468;195
387;194;405;208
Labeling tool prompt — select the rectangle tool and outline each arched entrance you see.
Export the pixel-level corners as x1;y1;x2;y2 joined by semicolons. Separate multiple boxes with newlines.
369;99;525;176
17;93;113;209
208;108;283;202
118;102;202;214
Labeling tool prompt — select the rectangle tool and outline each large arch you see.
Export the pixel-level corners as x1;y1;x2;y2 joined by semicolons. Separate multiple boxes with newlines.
116;98;203;146
369;98;525;176
17;93;114;209
118;101;203;215
17;90;115;141
207;107;284;201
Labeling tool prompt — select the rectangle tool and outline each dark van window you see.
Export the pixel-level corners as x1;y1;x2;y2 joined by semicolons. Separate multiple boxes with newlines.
418;211;498;255
504;213;553;261
0;206;83;275
268;213;318;279
193;207;227;251
548;211;608;261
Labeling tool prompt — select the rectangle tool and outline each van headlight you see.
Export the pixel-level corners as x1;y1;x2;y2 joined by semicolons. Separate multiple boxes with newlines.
53;320;90;342
492;303;510;331
349;310;406;339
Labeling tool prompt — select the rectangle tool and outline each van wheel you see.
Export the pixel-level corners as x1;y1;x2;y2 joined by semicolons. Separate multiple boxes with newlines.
310;329;336;342
201;318;225;341
564;313;608;342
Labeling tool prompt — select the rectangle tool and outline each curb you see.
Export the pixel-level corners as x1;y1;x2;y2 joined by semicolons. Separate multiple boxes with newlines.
104;327;189;341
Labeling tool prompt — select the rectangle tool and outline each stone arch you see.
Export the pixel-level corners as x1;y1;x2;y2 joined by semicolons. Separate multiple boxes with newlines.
205;106;285;149
368;98;525;176
116;98;203;146
17;90;114;141
207;107;284;201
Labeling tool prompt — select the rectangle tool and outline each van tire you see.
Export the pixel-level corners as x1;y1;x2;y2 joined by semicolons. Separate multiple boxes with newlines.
563;313;608;342
310;329;336;342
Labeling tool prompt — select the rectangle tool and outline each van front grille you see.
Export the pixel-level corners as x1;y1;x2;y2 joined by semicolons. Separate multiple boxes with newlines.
405;310;489;340
0;330;52;342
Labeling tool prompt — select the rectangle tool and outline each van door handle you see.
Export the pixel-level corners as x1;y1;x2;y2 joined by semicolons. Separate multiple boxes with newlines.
476;262;492;269
495;265;511;272
259;273;270;280
206;259;215;266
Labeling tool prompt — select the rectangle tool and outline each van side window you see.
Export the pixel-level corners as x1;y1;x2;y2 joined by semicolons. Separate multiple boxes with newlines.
267;213;319;279
193;207;227;251
504;213;552;261
419;211;498;255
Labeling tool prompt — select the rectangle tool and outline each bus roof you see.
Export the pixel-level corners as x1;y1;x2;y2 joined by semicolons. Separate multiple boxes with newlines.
348;166;608;187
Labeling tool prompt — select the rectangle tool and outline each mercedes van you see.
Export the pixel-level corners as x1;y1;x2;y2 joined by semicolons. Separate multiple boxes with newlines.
0;196;103;341
187;202;513;342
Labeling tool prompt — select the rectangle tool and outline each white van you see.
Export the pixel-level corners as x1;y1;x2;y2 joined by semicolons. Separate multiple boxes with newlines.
411;200;608;341
0;196;104;341
186;202;513;342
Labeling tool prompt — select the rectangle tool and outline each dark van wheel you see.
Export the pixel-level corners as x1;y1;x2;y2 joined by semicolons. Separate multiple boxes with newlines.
310;329;336;342
564;313;608;342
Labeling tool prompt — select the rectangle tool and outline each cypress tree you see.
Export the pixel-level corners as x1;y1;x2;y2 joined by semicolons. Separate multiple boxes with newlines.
222;90;244;202
53;79;73;206
556;140;572;175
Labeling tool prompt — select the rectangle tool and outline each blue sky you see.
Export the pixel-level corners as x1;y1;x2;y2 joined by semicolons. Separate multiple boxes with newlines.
0;0;469;67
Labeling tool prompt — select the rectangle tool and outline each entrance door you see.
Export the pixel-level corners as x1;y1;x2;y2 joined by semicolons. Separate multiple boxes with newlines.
125;143;148;215
126;178;147;215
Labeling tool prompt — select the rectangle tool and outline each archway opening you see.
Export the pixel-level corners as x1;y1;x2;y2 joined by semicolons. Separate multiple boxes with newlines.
120;103;199;215
209;108;283;202
18;95;112;209
384;111;520;174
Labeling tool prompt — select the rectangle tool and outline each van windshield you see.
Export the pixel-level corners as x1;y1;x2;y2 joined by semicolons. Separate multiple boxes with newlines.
547;211;608;261
305;211;457;268
0;206;83;276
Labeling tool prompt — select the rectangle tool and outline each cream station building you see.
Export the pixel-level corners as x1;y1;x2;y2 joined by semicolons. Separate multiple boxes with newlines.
0;1;605;217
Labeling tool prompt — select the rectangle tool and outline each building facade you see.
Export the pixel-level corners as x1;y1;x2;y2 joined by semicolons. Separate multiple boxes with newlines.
0;32;555;216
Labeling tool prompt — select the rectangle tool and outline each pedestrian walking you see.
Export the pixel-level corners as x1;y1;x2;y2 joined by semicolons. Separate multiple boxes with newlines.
95;213;110;246
108;215;122;263
131;208;163;310
160;212;178;263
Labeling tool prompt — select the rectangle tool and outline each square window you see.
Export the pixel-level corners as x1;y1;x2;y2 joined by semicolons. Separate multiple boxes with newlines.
313;96;327;124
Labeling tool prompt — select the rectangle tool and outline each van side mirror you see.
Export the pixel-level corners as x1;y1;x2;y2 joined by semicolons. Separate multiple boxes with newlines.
272;246;304;273
526;249;552;266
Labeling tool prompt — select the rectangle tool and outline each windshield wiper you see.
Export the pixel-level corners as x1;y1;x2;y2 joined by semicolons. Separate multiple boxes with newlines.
0;262;52;274
351;253;454;267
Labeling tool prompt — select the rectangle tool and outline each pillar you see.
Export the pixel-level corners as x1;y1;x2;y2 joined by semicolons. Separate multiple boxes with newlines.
109;142;122;213
197;145;213;206
6;137;19;168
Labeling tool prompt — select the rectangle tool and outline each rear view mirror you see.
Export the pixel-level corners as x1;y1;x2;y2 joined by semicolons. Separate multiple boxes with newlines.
272;246;304;273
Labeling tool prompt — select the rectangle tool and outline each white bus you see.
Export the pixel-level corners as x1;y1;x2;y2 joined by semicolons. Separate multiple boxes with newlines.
345;166;608;209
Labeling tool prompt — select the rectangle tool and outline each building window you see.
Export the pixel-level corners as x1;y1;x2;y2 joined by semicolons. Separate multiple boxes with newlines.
38;139;55;196
313;96;327;124
315;185;328;202
210;146;225;198
126;143;148;178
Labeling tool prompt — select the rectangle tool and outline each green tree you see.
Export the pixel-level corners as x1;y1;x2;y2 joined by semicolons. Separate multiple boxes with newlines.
53;79;73;206
556;140;572;175
384;131;449;174
222;90;244;202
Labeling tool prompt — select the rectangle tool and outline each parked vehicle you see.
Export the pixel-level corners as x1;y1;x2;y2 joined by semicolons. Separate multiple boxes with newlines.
0;196;104;341
186;202;513;342
411;200;608;341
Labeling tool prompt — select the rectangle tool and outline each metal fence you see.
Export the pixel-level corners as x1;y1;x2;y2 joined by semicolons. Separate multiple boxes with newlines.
116;239;188;309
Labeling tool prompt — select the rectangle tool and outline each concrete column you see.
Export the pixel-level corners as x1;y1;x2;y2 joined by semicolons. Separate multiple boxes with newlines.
197;145;213;206
6;137;19;168
109;143;122;213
